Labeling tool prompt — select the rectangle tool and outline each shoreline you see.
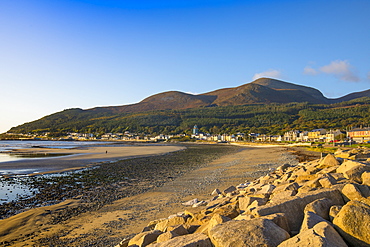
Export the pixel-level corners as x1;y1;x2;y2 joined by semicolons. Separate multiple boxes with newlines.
0;144;185;176
0;145;318;246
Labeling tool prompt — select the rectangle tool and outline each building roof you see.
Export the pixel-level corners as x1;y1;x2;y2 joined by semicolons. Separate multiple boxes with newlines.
348;128;370;132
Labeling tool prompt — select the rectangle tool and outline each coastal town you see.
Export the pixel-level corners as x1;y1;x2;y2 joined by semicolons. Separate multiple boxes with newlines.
3;126;370;144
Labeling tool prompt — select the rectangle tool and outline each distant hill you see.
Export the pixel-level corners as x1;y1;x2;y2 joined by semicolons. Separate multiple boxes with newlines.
7;78;370;135
84;78;370;113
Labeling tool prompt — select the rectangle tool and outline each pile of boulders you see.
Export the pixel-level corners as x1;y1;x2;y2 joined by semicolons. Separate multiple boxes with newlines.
335;147;370;161
116;153;370;247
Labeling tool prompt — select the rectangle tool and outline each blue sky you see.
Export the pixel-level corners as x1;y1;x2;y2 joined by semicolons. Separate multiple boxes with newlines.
1;0;369;133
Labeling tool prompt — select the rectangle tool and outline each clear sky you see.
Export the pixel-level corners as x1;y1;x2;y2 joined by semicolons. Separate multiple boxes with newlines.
1;0;369;133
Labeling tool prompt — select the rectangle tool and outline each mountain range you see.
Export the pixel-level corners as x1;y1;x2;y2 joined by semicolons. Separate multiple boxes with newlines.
7;78;370;135
92;78;370;113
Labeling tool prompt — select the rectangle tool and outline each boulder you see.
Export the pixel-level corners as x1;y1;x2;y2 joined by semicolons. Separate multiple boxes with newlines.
148;233;212;247
211;188;221;195
206;213;231;235
156;231;179;243
205;197;230;210
212;202;239;219
261;213;290;233
304;178;322;188
295;174;319;183
337;160;365;174
239;195;267;211
329;205;342;221
147;219;166;229
304;198;334;220
343;164;370;183
362;172;370;186
209;218;289;247
128;230;162;247
182;198;199;206
236;182;250;190
192;201;207;208
278;222;348;247
269;190;296;203
154;216;187;232
318;153;340;168
184;224;200;234
333;199;370;247
223;185;237;194
335;149;352;159
116;238;130;247
166;224;188;236
297;186;317;194
300;211;331;232
194;213;232;235
184;207;205;219
253;188;344;232
234;213;255;221
274;182;300;193
318;174;337;188
341;183;368;202
331;172;346;181
276;163;292;172
258;184;276;194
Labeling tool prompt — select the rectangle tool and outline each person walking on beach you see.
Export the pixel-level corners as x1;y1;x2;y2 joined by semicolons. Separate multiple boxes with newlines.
106;150;108;154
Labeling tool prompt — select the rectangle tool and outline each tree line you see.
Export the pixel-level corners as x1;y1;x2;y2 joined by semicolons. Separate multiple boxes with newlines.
7;97;370;137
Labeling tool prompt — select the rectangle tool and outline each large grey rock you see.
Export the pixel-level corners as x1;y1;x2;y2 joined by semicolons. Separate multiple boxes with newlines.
318;153;340;168
148;233;212;247
337;160;365;173
209;218;290;247
223;185;237;194
239;195;267;211
333;199;370;247
211;188;221;195
318;174;337;188
156;231;179;243
115;238;129;247
329;205;342;221
300;211;331;232
182;198;199;206
259;184;276;194
304;198;334;220
278;222;348;247
274;182;300;193
207;213;231;235
341;183;367;202
253;188;344;232
166;224;188;236
269;190;296;203
362;172;370;186
239;196;263;211
154;216;187;232
261;213;290;233
343;165;370;183
128;230;162;247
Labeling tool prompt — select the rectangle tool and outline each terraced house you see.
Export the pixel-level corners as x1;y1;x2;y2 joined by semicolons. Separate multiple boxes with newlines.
347;128;370;143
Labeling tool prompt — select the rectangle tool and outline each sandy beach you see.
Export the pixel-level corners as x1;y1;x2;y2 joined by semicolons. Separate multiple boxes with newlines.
0;144;318;246
0;144;185;175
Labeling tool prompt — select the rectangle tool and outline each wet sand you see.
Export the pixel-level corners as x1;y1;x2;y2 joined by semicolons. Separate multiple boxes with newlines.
0;145;185;175
0;144;310;246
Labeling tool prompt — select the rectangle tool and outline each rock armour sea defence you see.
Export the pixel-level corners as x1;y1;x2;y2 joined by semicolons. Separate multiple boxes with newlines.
116;152;370;247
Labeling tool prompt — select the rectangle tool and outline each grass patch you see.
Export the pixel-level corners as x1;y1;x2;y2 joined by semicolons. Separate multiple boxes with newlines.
305;146;338;154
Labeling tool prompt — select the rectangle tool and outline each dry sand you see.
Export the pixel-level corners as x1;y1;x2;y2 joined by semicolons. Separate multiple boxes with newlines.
0;145;301;246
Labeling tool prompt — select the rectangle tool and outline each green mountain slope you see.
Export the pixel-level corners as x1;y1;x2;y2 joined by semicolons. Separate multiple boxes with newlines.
7;78;370;136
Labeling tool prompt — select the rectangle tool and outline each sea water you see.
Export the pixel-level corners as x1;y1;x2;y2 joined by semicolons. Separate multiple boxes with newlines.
0;175;39;204
0;140;104;163
0;140;101;152
0;140;108;204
